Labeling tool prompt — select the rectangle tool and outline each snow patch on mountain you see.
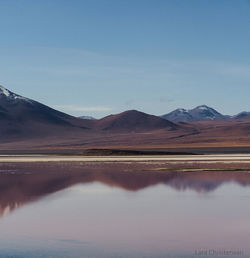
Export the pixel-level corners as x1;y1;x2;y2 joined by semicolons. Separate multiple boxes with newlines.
79;115;96;120
196;105;209;111
0;86;11;97
0;85;33;103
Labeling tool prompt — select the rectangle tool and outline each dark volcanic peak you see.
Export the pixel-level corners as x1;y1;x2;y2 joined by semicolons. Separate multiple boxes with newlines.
0;85;70;123
162;105;230;122
96;109;178;132
162;108;193;122
0;85;91;140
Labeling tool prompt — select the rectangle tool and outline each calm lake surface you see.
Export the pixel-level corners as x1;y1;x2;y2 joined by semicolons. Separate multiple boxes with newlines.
0;160;249;258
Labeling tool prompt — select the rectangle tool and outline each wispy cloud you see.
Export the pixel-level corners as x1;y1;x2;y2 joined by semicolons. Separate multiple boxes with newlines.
54;105;112;112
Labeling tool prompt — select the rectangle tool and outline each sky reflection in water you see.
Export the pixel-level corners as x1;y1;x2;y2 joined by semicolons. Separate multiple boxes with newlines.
0;162;249;258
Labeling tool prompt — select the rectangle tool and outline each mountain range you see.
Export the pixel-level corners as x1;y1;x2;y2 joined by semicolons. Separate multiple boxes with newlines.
0;86;182;135
161;105;250;122
1;85;250;150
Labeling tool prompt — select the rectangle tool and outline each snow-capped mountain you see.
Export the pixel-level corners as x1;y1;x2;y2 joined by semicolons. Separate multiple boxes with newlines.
161;105;230;122
0;85;91;139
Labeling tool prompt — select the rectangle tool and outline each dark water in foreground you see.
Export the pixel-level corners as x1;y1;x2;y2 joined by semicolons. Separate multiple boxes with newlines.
0;162;249;258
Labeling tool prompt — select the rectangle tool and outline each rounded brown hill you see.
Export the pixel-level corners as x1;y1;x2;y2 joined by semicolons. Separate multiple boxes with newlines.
95;110;178;132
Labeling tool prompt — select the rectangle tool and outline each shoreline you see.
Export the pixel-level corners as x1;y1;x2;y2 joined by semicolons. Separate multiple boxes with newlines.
1;154;250;162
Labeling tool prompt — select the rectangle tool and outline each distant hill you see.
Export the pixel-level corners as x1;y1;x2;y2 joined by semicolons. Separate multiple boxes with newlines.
95;110;179;132
233;112;250;120
161;105;230;122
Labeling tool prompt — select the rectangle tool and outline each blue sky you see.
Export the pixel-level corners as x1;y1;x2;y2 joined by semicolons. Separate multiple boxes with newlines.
1;0;250;118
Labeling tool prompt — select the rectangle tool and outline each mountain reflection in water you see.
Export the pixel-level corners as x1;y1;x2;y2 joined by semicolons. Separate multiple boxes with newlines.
0;161;250;217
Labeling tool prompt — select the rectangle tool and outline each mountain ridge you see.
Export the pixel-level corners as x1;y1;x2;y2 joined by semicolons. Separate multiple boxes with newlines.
161;105;231;122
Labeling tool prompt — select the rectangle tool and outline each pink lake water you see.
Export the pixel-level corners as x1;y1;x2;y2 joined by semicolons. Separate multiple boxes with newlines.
0;162;249;257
